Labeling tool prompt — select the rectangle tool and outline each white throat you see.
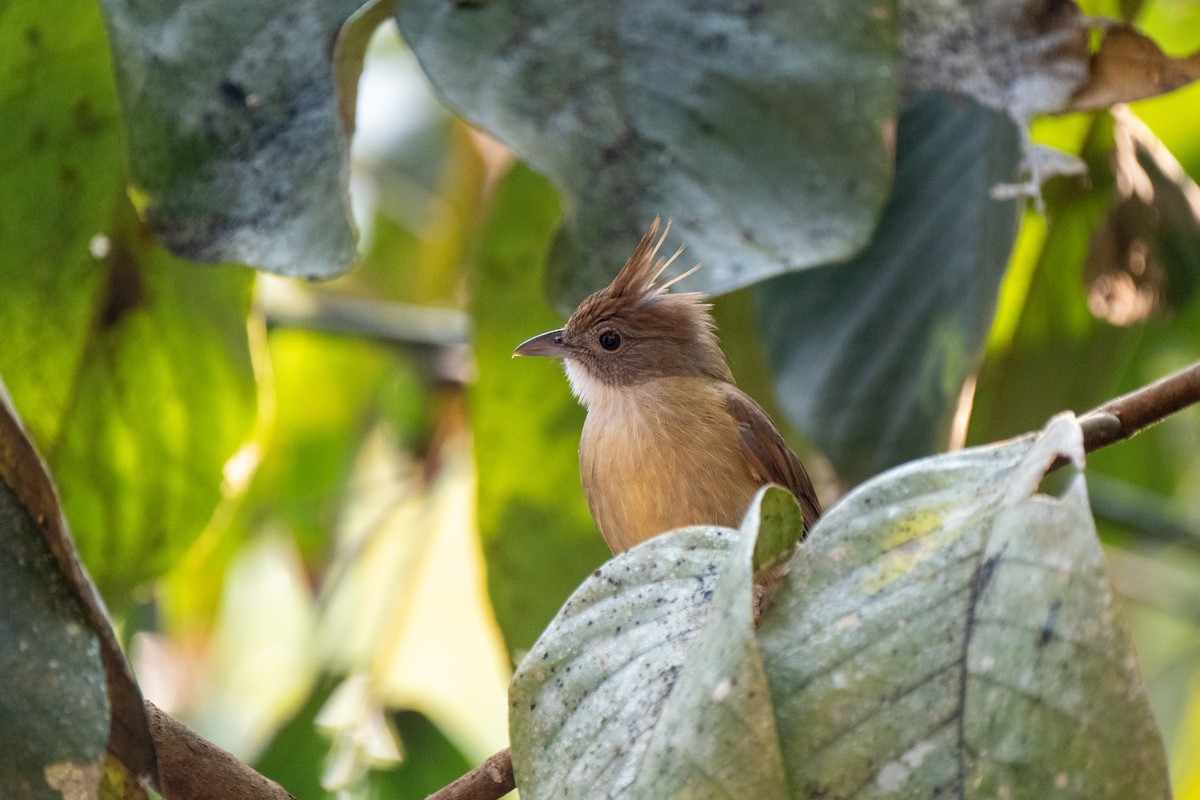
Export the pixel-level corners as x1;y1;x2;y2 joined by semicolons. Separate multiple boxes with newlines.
564;360;621;410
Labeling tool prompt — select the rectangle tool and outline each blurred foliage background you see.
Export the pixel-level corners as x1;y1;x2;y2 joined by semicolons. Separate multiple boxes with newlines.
2;0;1200;797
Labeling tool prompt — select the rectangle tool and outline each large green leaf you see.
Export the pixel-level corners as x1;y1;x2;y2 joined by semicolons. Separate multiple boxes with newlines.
48;213;256;597
757;92;1022;485
510;416;1169;798
98;0;363;277
468;164;610;653
0;0;258;600
0;0;122;450
396;0;899;307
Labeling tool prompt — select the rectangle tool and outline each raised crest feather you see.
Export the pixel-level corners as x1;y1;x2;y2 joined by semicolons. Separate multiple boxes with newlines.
608;218;696;298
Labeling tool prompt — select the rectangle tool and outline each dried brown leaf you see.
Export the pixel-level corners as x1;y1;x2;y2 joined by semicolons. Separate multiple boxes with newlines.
1071;23;1200;111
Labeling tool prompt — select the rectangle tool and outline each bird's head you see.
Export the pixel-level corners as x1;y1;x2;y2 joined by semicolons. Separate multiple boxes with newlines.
514;219;732;407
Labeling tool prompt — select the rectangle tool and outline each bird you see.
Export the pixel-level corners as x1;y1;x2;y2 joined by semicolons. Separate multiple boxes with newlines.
514;218;821;555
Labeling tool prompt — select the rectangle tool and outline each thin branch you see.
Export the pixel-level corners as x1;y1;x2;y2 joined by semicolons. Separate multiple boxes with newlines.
425;747;514;800
147;701;294;800
1077;360;1200;454
258;281;469;349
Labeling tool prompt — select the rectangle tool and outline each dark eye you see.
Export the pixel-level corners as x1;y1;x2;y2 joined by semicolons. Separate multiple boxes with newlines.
598;330;621;351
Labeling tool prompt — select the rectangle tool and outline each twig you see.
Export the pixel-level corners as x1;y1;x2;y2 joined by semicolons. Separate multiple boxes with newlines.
147;701;294;800
425;747;514;800
258;281;470;348
1077;360;1200;454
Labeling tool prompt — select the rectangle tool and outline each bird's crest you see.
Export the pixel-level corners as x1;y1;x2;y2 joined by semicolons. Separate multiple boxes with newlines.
607;218;701;300
563;217;731;385
567;218;712;337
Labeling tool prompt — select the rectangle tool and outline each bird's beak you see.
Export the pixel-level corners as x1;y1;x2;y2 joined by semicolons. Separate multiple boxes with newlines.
514;329;570;358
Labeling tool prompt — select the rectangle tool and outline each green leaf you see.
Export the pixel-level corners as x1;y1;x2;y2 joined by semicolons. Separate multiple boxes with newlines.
508;518;778;799
49;207;256;598
758;414;1169;798
396;0;899;306
0;0;258;600
757;91;1022;485
0;384;154;800
753;483;807;575
98;0;362;277
0;0;123;451
468;164;611;653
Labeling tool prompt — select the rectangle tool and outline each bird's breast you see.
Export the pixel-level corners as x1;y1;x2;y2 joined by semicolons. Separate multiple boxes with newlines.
579;378;762;553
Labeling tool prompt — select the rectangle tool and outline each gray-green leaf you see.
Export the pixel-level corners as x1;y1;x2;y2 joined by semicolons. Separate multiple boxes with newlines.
396;0;899;307
758;414;1170;799
510;415;1168;798
99;0;362;277
757;91;1022;485
510;486;802;799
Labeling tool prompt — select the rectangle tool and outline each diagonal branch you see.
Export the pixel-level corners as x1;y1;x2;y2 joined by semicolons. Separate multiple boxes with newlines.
1077;360;1200;454
425;747;514;800
148;701;294;800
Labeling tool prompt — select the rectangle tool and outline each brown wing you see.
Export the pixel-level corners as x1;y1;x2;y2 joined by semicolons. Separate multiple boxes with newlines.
723;385;821;534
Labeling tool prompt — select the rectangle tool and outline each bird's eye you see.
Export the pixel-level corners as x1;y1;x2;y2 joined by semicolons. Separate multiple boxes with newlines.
598;330;621;351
